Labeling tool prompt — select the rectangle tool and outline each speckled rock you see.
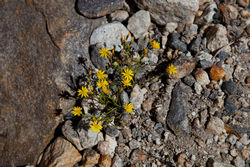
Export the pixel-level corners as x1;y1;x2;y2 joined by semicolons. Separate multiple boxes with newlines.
194;68;210;86
83;149;100;167
210;65;226;81
39;137;82;167
127;10;151;39
77;0;125;18
206;117;225;135
134;0;199;25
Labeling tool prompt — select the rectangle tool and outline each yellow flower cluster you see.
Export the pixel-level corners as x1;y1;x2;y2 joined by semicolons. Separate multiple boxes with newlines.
124;102;134;114
96;69;110;95
121;68;134;87
149;38;160;49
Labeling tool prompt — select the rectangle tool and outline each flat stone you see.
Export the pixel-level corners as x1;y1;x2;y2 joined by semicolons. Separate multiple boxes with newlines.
168;33;187;52
222;80;236;95
127;10;151;39
167;57;196;79
134;0;199;25
98;155;112;167
189;37;202;53
183;75;196;86
206;24;230;52
206;117;225;135
130;149;147;162
237;0;249;7
97;135;117;157
167;82;190;136
130;84;147;110
83;149;100;167
210;65;226;81
197;2;217;25
194;68;210;86
77;0;125;18
224;98;237;116
110;10;129;22
39;137;82;167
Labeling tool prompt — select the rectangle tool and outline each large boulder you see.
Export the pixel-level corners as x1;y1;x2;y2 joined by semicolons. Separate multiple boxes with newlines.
0;0;105;166
134;0;199;25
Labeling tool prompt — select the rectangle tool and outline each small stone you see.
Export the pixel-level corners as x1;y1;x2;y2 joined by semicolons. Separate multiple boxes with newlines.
218;51;229;61
230;149;238;157
196;51;213;69
194;68;210;86
227;134;238;145
236;141;244;150
98;135;117;157
110;10;129;22
177;153;186;166
90;22;130;51
233;156;245;167
127;10;151;39
206;24;230;52
130;84;147;110
189;37;202;53
83;149;100;167
99;155;112;167
120;90;129;107
181;24;198;44
222;80;236;95
155;138;161;145
142;96;154;111
168;33;187;52
224;98;237;116
237;0;249;7
130;149;147;162
165;22;178;33
105;126;119;137
154;123;164;135
129;139;141;150
206;117;225;135
111;155;123;167
241;149;249;160
38;137;82;167
239;134;250;145
210;65;226;81
167;57;196;79
183;75;196;86
209;91;217;100
198;2;217;25
77;0;124;18
167;82;190;136
194;82;203;95
212;161;234;167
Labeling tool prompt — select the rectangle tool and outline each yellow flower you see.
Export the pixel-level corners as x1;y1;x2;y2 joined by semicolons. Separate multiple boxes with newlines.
151;40;160;49
121;68;134;81
144;48;148;56
89;85;94;91
97;79;109;89
96;70;108;80
99;48;111;58
89;70;92;75
102;87;110;95
124;102;133;114
167;64;177;75
122;79;132;87
90;121;103;133
78;86;89;98
72;107;82;116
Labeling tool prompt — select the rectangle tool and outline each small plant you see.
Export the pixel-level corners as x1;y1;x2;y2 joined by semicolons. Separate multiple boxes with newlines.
68;32;163;133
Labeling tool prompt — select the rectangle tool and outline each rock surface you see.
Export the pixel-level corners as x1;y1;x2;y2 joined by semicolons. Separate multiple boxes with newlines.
90;22;130;51
206;117;225;135
130;84;147;110
134;0;199;25
127;10;151;39
77;0;125;18
38;137;82;167
167;82;190;136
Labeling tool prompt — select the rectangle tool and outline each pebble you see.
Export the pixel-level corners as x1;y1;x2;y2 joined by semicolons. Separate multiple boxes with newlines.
168;33;187;52
38;137;82;167
90;22;130;51
194;82;203;95
110;10;129;22
105;126;119;137
194;68;210;86
165;22;178;33
127;10;151;39
142;96;154;112
218;51;229;61
212;161;234;167
154;123;164;135
112;155;123;167
120;90;129;107
130;149;147;162
224;98;237;116
98;135;117;157
196;51;213;69
181;24;198;44
227;134;238;145
129;139;141;150
241;148;249;160
237;0;249;7
198;2;217;25
98;155;112;167
83;149;100;167
189;37;202;53
206;24;230;52
183;75;196;86
230;149;238;157
239;134;250;145
130;84;147;110
167;82;190;136
206;117;225;135
233;156;245;167
235;141;244;150
222;80;236;95
209;65;226;81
